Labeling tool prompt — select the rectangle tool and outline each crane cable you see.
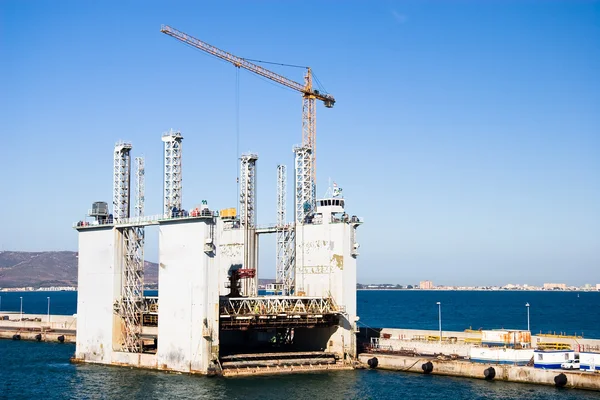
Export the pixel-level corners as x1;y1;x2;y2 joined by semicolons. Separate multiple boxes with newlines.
235;67;240;215
248;57;330;95
244;58;306;69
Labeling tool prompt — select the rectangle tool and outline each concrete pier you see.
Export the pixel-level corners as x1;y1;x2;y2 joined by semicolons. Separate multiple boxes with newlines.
0;312;76;343
358;353;600;391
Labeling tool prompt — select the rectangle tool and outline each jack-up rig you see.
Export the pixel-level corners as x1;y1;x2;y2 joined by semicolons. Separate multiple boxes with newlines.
72;26;363;376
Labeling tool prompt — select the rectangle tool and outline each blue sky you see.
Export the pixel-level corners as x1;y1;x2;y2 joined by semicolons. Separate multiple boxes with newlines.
1;1;598;286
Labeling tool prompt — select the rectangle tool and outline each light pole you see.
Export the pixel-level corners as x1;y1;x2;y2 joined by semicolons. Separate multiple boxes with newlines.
47;297;51;324
437;301;442;342
19;296;23;324
526;302;530;332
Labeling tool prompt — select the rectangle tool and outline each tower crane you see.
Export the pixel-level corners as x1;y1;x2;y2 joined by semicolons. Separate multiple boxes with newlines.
160;25;335;219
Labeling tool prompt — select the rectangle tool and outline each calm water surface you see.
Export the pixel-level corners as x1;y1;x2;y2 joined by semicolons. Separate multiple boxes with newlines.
1;290;599;399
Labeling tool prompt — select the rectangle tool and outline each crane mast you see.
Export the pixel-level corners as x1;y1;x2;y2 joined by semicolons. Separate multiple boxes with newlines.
160;25;334;217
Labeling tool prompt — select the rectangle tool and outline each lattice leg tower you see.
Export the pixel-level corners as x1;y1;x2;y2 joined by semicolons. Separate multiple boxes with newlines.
276;165;286;288
134;157;145;219
276;164;296;295
283;226;296;295
120;226;144;352
113;142;132;222
240;153;258;296
240;153;258;228
294;145;313;224
119;156;145;353
162;129;183;217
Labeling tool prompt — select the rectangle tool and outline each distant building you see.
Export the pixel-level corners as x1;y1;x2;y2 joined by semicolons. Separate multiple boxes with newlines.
596;284;600;291
543;283;566;290
419;280;434;289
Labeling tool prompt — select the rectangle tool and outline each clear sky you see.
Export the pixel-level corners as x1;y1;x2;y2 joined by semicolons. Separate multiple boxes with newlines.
1;1;598;286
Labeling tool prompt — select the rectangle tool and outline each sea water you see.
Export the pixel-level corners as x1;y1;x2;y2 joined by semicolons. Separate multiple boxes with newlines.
1;290;598;399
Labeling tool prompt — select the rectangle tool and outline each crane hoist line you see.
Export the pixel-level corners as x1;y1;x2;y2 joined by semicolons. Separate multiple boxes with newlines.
160;24;335;199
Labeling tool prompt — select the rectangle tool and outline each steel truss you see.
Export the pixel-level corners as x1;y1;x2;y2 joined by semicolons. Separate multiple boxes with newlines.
294;145;313;224
239;153;258;296
162;129;183;216
134;157;145;218
119;156;145;353
240;153;258;228
302;70;317;187
276;165;296;295
119;226;145;352
113;142;132;222
220;296;341;317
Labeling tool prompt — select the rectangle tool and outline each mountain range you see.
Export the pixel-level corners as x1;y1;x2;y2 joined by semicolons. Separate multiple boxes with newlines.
0;251;158;288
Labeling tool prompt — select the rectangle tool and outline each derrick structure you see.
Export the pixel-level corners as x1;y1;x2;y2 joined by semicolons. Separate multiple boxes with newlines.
119;156;146;353
162;129;183;216
276;165;295;295
240;153;258;296
113;142;132;222
294;145;313;223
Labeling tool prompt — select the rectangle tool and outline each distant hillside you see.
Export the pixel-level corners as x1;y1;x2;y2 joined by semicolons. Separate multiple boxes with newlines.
0;251;158;288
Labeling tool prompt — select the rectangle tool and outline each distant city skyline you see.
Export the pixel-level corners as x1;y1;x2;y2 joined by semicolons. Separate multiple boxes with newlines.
1;1;598;285
2;281;599;292
359;281;600;291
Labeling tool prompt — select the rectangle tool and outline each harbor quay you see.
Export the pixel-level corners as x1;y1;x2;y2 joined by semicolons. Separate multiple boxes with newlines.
0;312;76;343
357;327;600;391
358;353;600;391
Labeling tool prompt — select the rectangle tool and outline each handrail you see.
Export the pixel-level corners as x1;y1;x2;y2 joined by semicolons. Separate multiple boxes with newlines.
73;212;216;228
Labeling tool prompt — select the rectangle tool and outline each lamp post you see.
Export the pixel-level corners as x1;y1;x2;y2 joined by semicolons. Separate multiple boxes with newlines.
47;297;51;324
19;296;23;324
436;301;442;343
526;302;530;332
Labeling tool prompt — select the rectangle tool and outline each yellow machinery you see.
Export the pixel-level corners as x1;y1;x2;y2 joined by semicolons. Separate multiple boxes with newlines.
536;342;572;350
220;208;237;219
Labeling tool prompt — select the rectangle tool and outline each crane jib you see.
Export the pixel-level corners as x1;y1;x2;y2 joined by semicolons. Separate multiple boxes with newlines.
160;25;335;107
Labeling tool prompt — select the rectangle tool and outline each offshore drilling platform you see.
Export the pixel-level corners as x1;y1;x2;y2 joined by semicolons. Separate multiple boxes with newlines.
72;26;363;376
